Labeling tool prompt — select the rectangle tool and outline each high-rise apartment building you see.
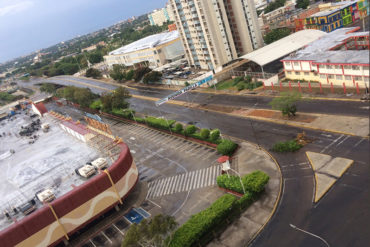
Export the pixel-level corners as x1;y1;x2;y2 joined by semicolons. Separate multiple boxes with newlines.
169;0;263;70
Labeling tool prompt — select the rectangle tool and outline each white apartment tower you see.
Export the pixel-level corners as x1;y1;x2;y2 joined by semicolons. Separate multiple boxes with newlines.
169;0;263;70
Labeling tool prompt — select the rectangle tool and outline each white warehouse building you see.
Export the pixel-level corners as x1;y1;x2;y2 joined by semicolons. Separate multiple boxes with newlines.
104;31;184;69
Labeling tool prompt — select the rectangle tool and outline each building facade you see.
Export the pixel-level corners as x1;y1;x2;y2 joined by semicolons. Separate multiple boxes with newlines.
104;31;184;69
169;0;263;70
282;28;370;87
304;0;368;32
148;4;174;26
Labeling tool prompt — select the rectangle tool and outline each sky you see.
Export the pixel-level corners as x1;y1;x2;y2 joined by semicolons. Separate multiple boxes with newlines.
0;0;167;63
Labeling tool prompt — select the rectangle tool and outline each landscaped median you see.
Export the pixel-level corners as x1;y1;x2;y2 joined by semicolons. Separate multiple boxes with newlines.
168;170;270;247
101;108;239;156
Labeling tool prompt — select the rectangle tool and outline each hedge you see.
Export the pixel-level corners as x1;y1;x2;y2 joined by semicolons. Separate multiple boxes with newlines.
217;139;238;156
169;194;238;247
200;128;210;139
217;170;270;195
210;129;220;142
145;116;175;130
184;125;197;136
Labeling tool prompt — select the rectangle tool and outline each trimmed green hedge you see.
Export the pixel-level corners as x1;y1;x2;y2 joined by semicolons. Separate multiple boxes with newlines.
145;116;175;130
272;140;302;152
217;170;270;194
210;129;220;142
169;194;238;247
217;139;238;156
184;125;197;136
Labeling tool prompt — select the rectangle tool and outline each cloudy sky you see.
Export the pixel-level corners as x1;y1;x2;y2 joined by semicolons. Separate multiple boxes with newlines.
0;0;167;63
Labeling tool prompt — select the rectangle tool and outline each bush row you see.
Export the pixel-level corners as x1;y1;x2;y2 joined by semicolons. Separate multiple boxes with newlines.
169;189;262;246
217;170;270;194
104;108;238;156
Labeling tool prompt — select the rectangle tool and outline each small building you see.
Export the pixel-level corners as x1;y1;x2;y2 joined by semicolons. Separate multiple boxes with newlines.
281;27;369;87
31;102;48;117
104;31;185;69
304;0;368;32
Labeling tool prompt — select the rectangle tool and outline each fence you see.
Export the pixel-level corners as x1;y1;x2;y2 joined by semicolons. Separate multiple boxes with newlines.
261;81;368;95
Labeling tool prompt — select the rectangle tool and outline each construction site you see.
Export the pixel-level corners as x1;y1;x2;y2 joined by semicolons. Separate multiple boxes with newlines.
0;101;138;247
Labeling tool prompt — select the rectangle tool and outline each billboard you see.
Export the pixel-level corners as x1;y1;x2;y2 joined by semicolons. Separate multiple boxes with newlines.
155;75;213;106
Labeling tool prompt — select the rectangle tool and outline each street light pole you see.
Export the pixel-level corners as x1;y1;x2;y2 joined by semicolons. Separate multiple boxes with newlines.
289;224;330;247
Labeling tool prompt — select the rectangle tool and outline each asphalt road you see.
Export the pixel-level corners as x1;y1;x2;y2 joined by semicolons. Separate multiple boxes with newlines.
27;76;370;117
129;97;370;247
20;76;370;246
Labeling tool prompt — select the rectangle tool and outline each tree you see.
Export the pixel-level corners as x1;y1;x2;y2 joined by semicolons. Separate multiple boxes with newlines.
58;63;79;75
126;69;134;80
296;0;310;9
133;67;152;82
264;0;286;14
121;214;178;247
86;68;102;79
40;83;57;94
263;28;291;45
88;52;103;64
111;86;131;109
269;92;302;117
143;71;162;84
109;64;126;81
73;87;95;107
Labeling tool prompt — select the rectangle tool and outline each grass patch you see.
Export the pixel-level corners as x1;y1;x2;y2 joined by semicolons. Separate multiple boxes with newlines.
272;140;303;152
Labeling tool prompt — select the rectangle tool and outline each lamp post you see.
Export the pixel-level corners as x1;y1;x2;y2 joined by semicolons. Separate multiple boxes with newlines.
289;224;330;247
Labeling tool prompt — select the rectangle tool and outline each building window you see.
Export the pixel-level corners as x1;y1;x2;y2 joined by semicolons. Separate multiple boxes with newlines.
344;65;351;70
285;61;291;66
326;65;332;69
352;65;360;70
295;72;300;75
354;76;362;81
328;74;334;79
304;72;309;75
294;62;299;66
336;75;343;80
345;75;352;81
320;74;326;79
287;71;292;75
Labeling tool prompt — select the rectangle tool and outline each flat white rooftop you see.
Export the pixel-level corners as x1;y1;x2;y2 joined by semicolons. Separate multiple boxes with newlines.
109;30;179;55
0;109;106;231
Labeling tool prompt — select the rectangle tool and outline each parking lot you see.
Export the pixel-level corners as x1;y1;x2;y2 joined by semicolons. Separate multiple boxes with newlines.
46;102;226;246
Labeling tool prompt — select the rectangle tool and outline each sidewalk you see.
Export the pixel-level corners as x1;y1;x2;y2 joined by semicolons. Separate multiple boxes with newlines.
209;141;282;247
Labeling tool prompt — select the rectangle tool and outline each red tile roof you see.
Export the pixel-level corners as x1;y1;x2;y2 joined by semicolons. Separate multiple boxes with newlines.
33;102;48;116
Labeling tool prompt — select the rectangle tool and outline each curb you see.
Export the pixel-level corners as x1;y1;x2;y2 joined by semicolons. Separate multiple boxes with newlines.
246;145;283;246
305;152;318;203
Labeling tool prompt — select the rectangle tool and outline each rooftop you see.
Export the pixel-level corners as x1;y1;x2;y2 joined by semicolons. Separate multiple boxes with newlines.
109;30;180;55
310;1;358;17
240;29;326;66
0;108;108;231
282;27;370;64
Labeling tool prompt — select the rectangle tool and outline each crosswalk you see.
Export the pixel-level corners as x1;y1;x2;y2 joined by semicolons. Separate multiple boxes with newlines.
147;165;221;199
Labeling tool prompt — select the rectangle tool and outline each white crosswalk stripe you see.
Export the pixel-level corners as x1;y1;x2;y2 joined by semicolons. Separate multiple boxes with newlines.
147;166;221;199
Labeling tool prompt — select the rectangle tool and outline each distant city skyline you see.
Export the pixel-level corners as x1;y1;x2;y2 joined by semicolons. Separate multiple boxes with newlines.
0;0;167;63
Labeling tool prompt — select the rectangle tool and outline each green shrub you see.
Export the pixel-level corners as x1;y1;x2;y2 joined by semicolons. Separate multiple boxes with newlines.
210;129;220;142
145;116;175;130
135;117;145;124
111;108;135;119
242;171;270;193
169;194;238;247
217;170;269;195
238;192;254;210
232;76;243;85
174;123;183;133
217;139;238;156
236;82;245;91
272;140;302;152
217;174;244;194
200;128;210;140
89;99;102;110
245;75;252;83
184;125;197;136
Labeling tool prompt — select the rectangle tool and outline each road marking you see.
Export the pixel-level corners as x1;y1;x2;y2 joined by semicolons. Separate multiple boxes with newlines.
112;224;125;236
101;231;112;244
336;135;350;147
353;138;365;148
320;134;344;153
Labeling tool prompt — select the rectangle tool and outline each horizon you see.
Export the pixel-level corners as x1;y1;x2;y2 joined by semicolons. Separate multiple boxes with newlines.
0;0;167;64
